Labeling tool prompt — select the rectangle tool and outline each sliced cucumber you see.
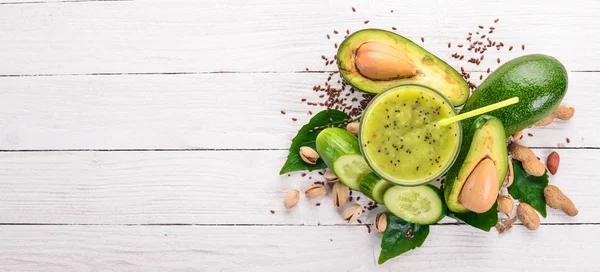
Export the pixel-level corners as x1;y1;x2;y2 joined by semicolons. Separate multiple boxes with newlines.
359;172;394;203
383;185;445;225
333;154;371;190
316;128;371;190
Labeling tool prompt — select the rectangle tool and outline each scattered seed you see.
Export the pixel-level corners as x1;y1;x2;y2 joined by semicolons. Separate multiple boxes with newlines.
390;9;394;13
364;20;369;24
522;44;525;50
487;67;491;73
333;30;338;34
497;58;501;63
326;34;330;39
566;137;571;143
509;46;513;51
478;25;484;29
292;118;297;121
528;133;534;137
316;203;321;206
280;110;286;115
494;18;499;23
392;26;397;30
270;210;275;214
448;42;451;48
352;7;356;12
421;37;424;42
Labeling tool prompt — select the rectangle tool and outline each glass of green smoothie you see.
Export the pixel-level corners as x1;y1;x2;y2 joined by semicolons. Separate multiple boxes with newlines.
359;84;462;186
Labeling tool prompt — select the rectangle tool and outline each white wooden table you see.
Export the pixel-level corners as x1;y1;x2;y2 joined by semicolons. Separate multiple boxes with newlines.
0;0;598;271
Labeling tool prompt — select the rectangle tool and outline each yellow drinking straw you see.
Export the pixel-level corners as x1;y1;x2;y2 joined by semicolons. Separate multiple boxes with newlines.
437;97;520;126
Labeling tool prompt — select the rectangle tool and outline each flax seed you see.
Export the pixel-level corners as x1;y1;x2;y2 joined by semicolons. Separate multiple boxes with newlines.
364;20;369;24
352;7;356;12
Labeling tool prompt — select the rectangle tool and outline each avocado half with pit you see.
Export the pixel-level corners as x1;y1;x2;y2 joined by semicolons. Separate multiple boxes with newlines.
444;115;508;214
337;29;469;106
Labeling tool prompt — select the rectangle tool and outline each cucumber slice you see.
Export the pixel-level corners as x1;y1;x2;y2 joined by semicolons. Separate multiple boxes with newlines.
359;172;394;203
316;128;371;190
332;154;370;190
383;185;445;225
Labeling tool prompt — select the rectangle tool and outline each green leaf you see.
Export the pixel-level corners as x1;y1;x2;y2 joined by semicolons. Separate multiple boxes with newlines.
279;110;350;175
508;160;549;217
378;214;429;264
446;202;498;231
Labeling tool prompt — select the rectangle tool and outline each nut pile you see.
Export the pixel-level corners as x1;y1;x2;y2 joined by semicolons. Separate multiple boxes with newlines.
282;125;385;233
496;105;578;233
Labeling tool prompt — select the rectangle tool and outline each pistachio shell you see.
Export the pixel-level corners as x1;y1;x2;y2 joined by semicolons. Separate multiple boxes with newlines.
341;204;362;223
375;213;388;233
345;122;360;136
305;184;327;199
284;189;300;209
324;168;338;182
299;146;319;165
332;182;348;209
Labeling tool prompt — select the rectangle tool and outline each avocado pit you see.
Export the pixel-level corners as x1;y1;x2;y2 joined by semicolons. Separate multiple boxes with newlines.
354;42;419;80
457;157;498;213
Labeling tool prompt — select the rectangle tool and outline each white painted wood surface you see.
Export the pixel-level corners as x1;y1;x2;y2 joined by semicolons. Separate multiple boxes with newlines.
0;225;598;271
0;0;598;270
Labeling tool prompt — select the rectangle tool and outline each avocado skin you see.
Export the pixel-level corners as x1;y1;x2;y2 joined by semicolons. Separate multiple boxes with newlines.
444;115;507;214
336;28;469;106
461;54;568;136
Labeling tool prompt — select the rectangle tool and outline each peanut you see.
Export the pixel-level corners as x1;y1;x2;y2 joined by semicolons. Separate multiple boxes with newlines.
503;156;514;188
535;105;575;126
512;130;523;141
509;143;545;176
544;185;578;216
497;195;514;215
517;203;540;230
546;151;560;175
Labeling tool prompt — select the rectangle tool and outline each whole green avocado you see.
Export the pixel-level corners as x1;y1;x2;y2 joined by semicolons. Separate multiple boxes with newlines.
461;54;568;136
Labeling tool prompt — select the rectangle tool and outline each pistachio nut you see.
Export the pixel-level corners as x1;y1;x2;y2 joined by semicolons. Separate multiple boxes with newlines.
375;213;388;233
346;122;360;136
332;182;348;209
324;168;338;182
305;184;327;199
341;204;362;223
284;189;300;209
299;146;319;165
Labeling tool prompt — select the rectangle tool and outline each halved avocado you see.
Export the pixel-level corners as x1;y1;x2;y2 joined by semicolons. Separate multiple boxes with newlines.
337;29;469;106
444;115;508;213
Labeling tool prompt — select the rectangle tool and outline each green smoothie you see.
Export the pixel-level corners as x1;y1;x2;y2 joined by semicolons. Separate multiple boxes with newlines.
360;84;461;186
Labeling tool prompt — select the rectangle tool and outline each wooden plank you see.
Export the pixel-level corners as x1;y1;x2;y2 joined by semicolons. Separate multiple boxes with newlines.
0;72;589;150
0;0;599;74
0;149;594;224
0;224;596;271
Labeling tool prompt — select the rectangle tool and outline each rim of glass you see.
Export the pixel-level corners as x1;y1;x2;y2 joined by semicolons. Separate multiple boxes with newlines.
359;83;462;186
